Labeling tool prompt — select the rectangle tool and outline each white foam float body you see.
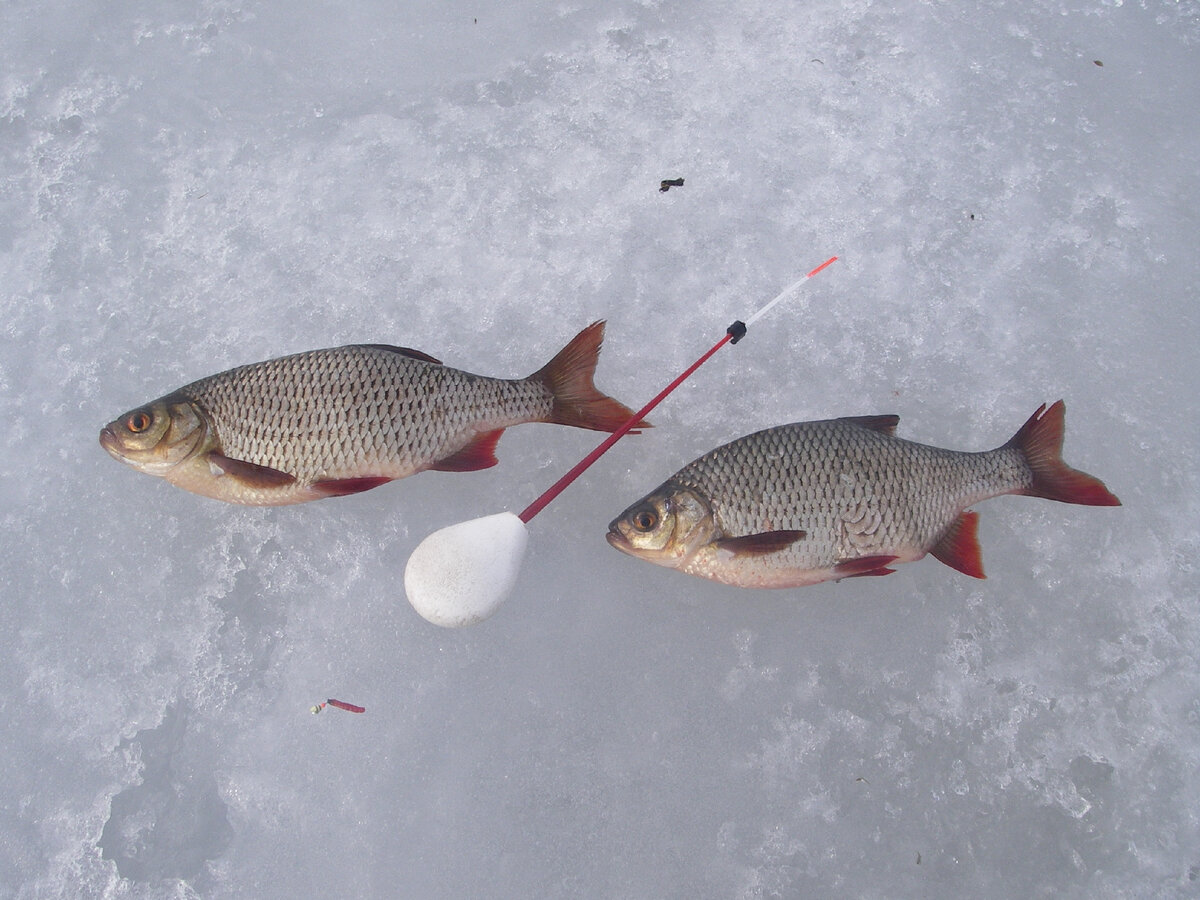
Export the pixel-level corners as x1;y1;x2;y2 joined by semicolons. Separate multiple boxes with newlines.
404;512;529;627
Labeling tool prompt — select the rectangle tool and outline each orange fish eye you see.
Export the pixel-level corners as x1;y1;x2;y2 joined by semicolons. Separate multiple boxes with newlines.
632;508;658;532
126;411;152;433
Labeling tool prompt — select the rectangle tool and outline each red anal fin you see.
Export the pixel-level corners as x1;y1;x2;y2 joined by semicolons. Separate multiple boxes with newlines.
841;414;900;435
931;511;986;578
533;321;650;432
430;429;504;472
311;476;393;497
1008;401;1121;506
357;344;442;365
715;530;806;557
208;451;297;488
834;555;899;579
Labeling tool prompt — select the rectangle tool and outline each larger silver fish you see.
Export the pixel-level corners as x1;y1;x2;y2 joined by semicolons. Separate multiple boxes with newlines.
607;401;1119;588
101;322;643;506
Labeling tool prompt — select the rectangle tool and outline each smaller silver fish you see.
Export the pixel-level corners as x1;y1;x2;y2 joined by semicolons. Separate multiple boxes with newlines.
607;401;1120;588
100;322;644;506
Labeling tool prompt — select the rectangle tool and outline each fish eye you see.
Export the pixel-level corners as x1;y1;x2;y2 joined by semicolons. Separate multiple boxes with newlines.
126;411;152;433
631;508;658;532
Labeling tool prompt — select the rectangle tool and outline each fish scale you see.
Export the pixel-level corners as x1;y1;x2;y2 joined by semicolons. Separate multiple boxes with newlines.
100;322;641;506
671;419;1020;569
185;349;550;483
607;402;1119;588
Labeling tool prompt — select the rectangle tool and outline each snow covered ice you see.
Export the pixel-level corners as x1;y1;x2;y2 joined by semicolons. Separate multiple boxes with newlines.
1;0;1197;897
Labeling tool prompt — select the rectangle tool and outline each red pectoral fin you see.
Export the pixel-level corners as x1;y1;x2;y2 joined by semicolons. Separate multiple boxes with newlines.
430;429;504;472
834;555;899;578
207;452;297;488
310;476;393;498
930;511;986;578
714;530;806;557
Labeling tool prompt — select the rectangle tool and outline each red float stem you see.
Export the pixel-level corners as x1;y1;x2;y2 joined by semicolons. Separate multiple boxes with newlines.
518;256;838;524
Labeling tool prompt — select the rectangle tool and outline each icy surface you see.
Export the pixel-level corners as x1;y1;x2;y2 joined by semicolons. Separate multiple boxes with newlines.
1;0;1197;897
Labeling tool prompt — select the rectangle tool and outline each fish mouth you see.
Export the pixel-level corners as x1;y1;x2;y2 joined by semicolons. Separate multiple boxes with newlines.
605;525;632;552
98;425;123;458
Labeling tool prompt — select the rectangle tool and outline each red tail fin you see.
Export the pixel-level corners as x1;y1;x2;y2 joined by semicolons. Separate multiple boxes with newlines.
1007;401;1121;506
532;321;649;432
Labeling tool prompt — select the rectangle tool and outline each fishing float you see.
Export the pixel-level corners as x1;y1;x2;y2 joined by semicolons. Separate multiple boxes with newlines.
403;255;839;627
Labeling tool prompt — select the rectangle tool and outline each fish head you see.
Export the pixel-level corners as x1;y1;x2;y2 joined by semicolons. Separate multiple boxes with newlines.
99;393;213;476
606;483;717;568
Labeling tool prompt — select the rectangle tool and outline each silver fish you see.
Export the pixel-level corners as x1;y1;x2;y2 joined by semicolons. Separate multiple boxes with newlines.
607;401;1119;588
101;322;644;506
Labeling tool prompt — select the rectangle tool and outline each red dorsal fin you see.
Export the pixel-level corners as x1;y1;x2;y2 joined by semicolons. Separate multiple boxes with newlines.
532;321;649;433
714;530;806;557
357;344;443;365
207;451;297;487
834;555;899;578
430;429;504;472
310;476;393;497
841;415;900;435
1007;401;1120;506
931;511;986;578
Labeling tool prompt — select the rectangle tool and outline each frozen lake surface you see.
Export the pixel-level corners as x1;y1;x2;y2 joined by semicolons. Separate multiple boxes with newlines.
1;0;1197;897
